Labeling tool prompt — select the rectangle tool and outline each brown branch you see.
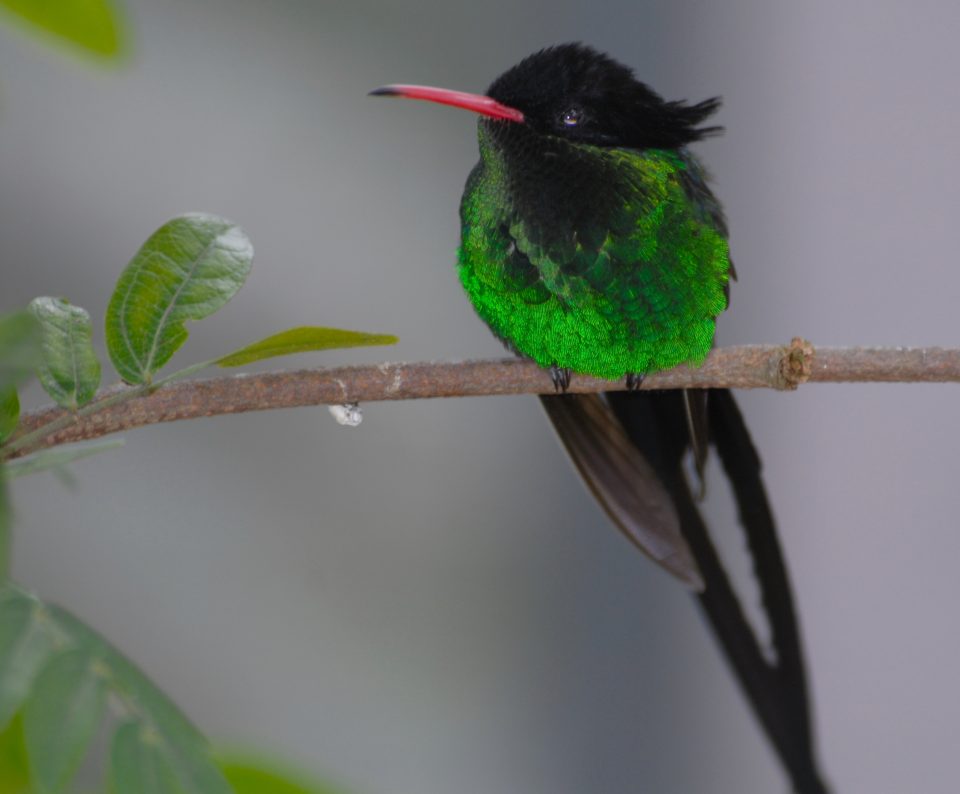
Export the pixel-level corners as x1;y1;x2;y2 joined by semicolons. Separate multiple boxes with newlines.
6;341;960;458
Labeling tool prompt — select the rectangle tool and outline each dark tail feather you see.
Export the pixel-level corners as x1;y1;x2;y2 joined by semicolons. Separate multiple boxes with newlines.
539;394;702;589
581;389;829;793
706;390;825;792
682;389;709;496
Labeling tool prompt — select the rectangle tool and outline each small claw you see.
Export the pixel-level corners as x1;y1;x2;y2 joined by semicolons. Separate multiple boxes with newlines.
625;373;645;391
549;365;572;392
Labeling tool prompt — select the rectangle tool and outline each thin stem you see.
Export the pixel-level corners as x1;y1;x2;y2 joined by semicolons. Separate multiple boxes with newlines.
0;358;219;461
1;384;148;459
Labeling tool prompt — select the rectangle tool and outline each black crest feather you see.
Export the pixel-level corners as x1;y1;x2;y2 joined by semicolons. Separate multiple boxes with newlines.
487;43;722;150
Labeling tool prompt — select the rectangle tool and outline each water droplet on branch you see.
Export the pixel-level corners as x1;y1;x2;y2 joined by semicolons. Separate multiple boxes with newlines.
328;403;363;427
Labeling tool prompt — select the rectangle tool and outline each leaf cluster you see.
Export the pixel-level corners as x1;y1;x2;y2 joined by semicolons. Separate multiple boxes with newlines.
0;585;232;792
1;213;396;464
0;214;393;792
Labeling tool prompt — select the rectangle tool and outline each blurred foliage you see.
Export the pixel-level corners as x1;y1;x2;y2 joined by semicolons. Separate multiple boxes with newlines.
217;752;349;794
0;0;123;57
4;440;124;481
0;392;17;447
0;478;8;600
0;713;29;794
23;647;109;792
0;214;396;792
0;314;41;396
0;582;233;793
28;298;100;410
0;573;354;794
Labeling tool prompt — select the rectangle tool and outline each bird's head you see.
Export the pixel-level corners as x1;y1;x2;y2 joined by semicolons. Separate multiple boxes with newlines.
371;43;722;151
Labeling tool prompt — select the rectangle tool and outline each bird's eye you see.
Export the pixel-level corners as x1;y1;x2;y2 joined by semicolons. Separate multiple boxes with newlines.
561;108;583;127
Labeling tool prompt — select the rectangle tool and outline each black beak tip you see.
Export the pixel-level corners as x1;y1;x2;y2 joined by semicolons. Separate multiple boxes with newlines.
368;86;398;97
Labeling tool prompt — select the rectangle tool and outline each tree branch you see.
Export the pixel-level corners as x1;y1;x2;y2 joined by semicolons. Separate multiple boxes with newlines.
7;341;960;458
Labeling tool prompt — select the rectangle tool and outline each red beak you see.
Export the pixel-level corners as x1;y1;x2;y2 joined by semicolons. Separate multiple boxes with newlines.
369;84;524;124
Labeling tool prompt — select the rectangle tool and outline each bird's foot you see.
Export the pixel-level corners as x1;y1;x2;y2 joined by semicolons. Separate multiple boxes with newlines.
625;372;645;391
549;365;572;393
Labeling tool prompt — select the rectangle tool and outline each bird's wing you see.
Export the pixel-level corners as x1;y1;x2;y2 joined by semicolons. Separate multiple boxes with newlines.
506;149;728;485
540;392;703;590
505;148;731;373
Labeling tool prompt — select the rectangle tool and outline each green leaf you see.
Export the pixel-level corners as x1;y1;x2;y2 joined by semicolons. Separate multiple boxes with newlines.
106;214;253;385
0;474;9;580
0;587;230;792
0;589;60;730
28;298;101;410
4;439;125;480
0;311;42;393
23;647;107;794
110;720;183;794
45;604;231;794
0;0;122;57
216;326;399;368
216;751;346;794
0;389;17;446
0;711;31;794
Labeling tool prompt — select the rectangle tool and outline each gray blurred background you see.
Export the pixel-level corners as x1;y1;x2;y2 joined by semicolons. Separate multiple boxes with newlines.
3;1;959;792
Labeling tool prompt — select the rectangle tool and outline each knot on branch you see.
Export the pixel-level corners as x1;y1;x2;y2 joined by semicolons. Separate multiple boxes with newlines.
778;338;814;390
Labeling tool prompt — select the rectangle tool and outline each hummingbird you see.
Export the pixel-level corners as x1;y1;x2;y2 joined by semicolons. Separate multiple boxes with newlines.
372;43;828;793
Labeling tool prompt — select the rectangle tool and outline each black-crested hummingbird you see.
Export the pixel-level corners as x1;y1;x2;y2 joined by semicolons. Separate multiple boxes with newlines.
372;43;828;793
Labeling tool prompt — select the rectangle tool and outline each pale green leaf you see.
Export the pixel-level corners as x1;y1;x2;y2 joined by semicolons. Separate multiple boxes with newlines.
0;587;230;792
0;0;122;56
0;475;10;583
23;647;107;794
0;388;18;445
217;751;347;794
0;589;60;729
4;439;125;480
217;326;398;368
106;214;253;385
29;297;101;409
46;604;231;794
0;311;41;393
110;720;184;794
0;711;31;794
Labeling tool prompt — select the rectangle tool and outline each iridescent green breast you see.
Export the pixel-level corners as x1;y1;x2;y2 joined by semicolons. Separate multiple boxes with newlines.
457;124;730;379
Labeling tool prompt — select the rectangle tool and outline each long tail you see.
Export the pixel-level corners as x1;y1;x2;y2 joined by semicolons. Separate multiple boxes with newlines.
541;389;829;794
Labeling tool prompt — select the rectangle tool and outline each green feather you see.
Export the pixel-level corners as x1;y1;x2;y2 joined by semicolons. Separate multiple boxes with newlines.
458;129;730;379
